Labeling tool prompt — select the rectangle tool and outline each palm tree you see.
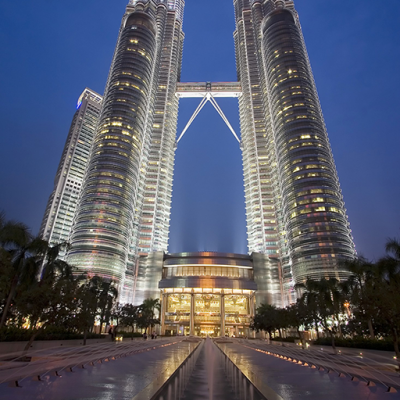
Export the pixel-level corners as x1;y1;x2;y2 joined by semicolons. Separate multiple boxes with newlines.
373;239;400;366
295;280;321;339
341;257;376;338
73;276;103;345
0;216;48;328
120;303;140;332
286;300;312;348
18;271;80;351
297;278;344;353
73;276;118;337
386;238;400;263
39;242;72;282
139;298;161;334
10;240;78;350
97;280;118;333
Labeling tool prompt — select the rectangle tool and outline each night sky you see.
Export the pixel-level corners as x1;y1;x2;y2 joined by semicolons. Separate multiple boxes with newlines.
0;0;399;262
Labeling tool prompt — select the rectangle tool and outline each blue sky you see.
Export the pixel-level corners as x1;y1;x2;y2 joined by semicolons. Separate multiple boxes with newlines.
0;0;399;261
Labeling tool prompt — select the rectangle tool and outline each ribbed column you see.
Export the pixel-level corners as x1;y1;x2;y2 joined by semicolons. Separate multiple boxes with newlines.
220;293;225;337
160;292;167;335
249;294;256;338
190;293;195;335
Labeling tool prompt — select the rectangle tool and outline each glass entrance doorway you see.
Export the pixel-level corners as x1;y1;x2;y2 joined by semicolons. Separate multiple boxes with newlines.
195;325;220;337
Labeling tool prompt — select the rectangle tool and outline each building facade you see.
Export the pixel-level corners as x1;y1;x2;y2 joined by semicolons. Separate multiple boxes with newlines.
40;88;102;259
234;0;355;301
40;0;356;309
66;0;184;303
159;252;259;337
134;250;282;336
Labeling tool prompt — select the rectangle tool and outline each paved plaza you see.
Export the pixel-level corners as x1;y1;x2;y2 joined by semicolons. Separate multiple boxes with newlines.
0;338;399;399
218;340;400;400
0;338;193;400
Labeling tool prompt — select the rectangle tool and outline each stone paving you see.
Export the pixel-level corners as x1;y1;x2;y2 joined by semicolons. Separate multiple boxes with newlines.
219;341;400;400
0;338;194;400
0;337;182;384
1;338;400;399
244;340;400;384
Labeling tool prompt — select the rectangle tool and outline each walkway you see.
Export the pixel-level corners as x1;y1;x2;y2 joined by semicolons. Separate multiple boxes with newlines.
1;338;400;399
0;338;193;400
218;340;400;400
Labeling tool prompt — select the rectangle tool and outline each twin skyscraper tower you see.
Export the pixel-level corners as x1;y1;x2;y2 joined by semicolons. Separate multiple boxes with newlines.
40;0;355;307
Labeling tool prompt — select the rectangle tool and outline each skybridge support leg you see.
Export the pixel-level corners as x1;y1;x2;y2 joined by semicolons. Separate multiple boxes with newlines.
209;95;240;143
176;93;240;144
176;95;208;143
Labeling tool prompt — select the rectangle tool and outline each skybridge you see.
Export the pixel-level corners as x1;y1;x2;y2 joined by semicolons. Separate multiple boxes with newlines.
176;81;242;98
175;82;242;143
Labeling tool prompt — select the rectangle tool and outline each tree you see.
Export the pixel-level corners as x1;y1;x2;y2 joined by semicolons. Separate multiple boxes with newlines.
83;275;118;332
39;242;72;282
97;280;118;333
341;257;376;338
295;280;321;339
373;239;400;366
14;245;77;350
137;298;160;334
17;273;80;351
297;278;345;354
110;303;124;335
251;303;280;339
0;216;48;328
285;300;312;348
72;277;102;345
120;304;140;332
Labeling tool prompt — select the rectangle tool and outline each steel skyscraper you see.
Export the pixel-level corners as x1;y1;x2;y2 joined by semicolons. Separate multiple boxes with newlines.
67;0;184;302
40;89;102;259
234;0;355;300
42;0;356;305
